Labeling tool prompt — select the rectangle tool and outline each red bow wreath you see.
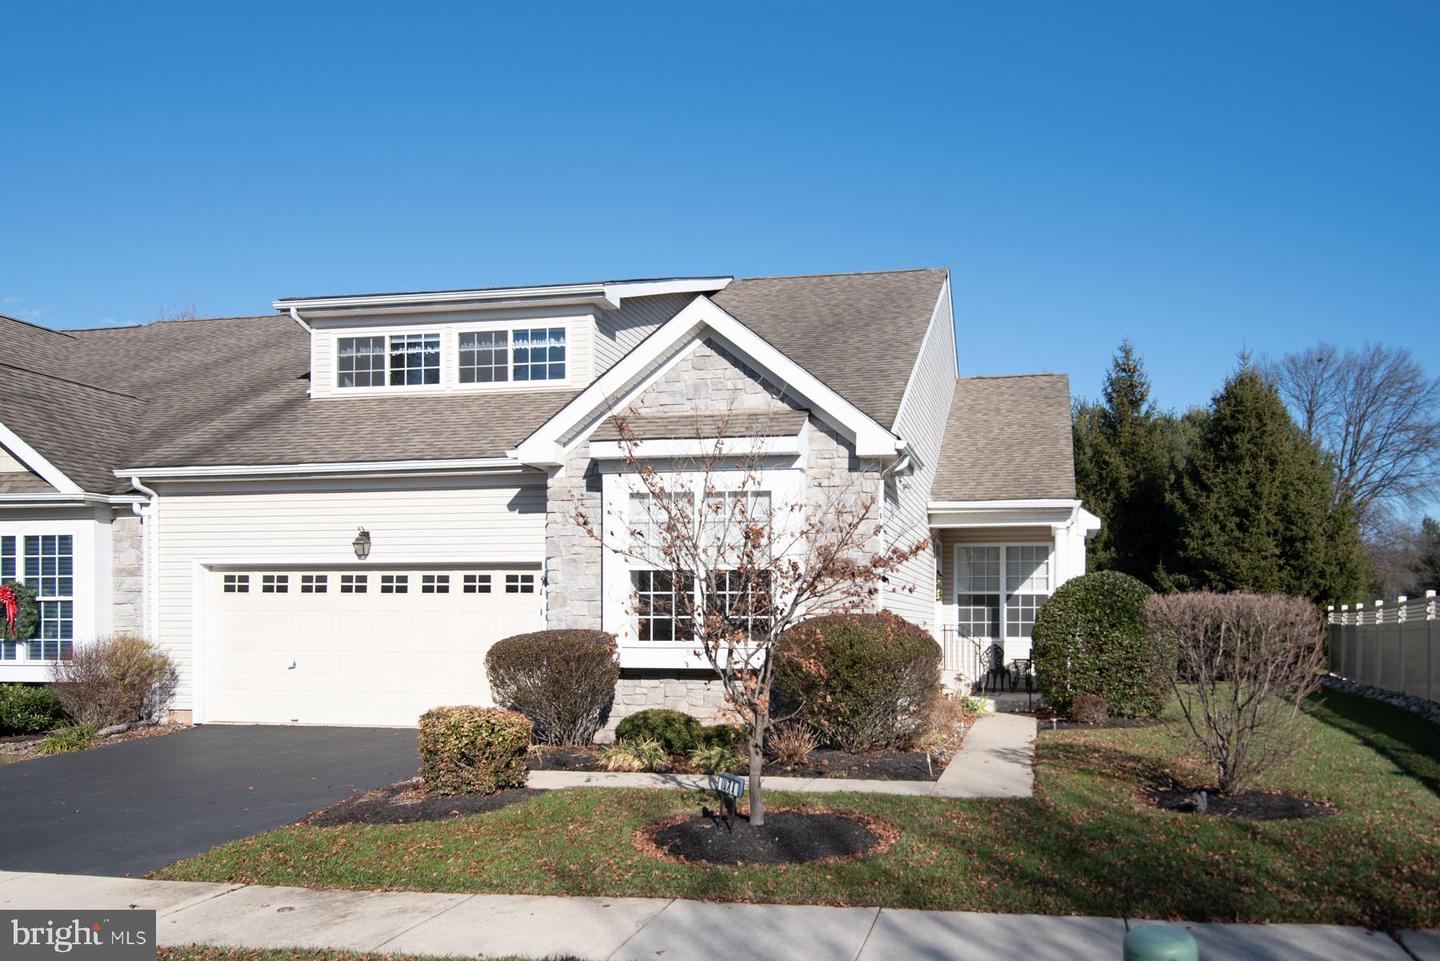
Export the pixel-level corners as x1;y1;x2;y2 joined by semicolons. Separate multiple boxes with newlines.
0;585;16;639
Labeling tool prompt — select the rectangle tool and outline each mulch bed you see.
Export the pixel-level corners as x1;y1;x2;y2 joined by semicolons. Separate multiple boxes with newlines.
1146;787;1337;821
638;808;898;865
303;778;543;826
528;746;948;781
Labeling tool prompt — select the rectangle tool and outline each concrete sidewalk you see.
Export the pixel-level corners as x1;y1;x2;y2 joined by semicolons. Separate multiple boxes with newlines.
528;712;1035;799
2;870;1431;961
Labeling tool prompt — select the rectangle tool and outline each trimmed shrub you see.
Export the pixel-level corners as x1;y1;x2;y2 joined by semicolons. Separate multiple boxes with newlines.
599;737;668;772
418;706;531;795
485;630;618;745
1146;592;1326;795
0;684;66;734
1031;571;1162;718
774;612;942;751
50;635;179;729
1071;694;1110;725
615;709;702;755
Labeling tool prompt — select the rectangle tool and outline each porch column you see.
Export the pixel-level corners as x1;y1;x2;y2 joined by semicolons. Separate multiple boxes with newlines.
1052;524;1068;587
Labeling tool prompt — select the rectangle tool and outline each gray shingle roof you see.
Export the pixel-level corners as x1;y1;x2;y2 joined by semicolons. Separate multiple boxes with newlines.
713;269;947;427
592;411;810;442
932;374;1076;502
0;269;951;492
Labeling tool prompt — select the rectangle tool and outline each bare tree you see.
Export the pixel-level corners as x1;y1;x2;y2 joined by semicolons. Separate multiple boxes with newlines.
1265;343;1440;520
579;414;925;825
1145;592;1326;795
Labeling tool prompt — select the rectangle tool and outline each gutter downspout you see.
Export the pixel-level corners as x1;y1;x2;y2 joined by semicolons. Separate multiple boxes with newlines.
128;475;160;648
288;307;312;333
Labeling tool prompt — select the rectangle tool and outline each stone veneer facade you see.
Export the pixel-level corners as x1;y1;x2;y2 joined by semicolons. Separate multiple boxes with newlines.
110;512;144;635
544;336;887;732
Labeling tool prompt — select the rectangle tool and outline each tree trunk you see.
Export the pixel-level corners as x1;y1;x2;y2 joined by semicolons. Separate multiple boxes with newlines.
748;720;766;826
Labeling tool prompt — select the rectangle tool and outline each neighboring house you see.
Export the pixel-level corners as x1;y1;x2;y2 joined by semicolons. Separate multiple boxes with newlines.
0;269;1099;727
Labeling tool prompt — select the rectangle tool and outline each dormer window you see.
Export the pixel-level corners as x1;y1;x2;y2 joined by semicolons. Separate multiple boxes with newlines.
458;331;510;384
513;327;566;382
336;333;440;389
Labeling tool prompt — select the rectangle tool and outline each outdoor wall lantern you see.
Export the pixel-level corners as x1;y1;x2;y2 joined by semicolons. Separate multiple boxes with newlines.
352;527;372;560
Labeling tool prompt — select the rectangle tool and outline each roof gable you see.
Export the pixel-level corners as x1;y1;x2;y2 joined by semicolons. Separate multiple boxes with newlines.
713;268;947;427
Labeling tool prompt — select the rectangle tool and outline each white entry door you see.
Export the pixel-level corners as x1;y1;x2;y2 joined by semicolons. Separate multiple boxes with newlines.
204;567;541;726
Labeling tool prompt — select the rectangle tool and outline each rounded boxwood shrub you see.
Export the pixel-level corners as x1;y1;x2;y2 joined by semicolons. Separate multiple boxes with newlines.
1031;570;1161;718
0;683;66;735
615;708;703;755
418;705;532;795
774;612;942;751
485;629;618;745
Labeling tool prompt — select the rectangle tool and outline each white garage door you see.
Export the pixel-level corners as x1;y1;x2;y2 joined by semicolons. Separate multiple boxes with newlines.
204;566;542;726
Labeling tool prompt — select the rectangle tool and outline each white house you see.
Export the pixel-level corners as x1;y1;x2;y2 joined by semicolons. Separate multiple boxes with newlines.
0;269;1099;726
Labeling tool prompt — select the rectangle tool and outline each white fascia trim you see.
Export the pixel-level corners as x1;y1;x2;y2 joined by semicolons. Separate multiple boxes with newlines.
603;278;732;301
0;420;83;495
890;274;954;430
928;499;1082;510
0;493;144;507
114;457;522;480
589;436;801;461
273;278;733;313
511;296;900;466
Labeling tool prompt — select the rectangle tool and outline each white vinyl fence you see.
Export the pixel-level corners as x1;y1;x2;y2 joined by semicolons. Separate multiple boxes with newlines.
1327;591;1438;702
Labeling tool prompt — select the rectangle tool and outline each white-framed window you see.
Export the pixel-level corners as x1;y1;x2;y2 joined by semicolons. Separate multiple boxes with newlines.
300;574;328;594
505;573;535;594
340;573;367;594
513;327;566;382
458;330;510;384
463;573;491;593
421;574;449;594
632;569;693;642
336;332;441;389
26;535;74;661
954;544;1052;653
381;574;408;594
262;574;288;594
223;574;250;594
0;535;13;662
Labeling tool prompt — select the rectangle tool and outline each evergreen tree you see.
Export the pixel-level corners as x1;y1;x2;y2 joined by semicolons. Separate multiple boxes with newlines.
1167;365;1369;603
1415;517;1440;592
1073;341;1180;587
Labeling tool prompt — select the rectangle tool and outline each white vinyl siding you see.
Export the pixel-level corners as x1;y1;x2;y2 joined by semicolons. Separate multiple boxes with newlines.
882;278;955;630
150;473;546;711
592;293;695;372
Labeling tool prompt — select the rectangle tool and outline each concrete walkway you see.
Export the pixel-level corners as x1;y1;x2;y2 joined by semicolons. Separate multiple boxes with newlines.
0;871;1431;961
528;712;1035;799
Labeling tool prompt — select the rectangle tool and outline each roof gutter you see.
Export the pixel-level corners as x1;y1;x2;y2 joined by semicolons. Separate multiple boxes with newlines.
114;456;525;482
0;492;145;507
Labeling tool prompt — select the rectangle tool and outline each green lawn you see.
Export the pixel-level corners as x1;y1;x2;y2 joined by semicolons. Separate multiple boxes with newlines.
154;690;1440;929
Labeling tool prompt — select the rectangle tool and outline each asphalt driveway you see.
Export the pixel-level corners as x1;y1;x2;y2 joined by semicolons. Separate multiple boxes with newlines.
0;725;418;877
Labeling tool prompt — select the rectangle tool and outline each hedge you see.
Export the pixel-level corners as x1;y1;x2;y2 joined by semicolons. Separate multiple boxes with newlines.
774;612;941;750
615;709;703;754
0;684;66;735
1030;570;1162;718
485;629;618;745
418;706;532;795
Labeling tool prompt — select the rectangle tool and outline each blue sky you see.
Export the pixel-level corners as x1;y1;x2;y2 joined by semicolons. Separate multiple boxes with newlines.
1;0;1436;419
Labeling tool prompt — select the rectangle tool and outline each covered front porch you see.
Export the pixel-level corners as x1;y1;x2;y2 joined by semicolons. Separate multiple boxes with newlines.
929;499;1100;694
